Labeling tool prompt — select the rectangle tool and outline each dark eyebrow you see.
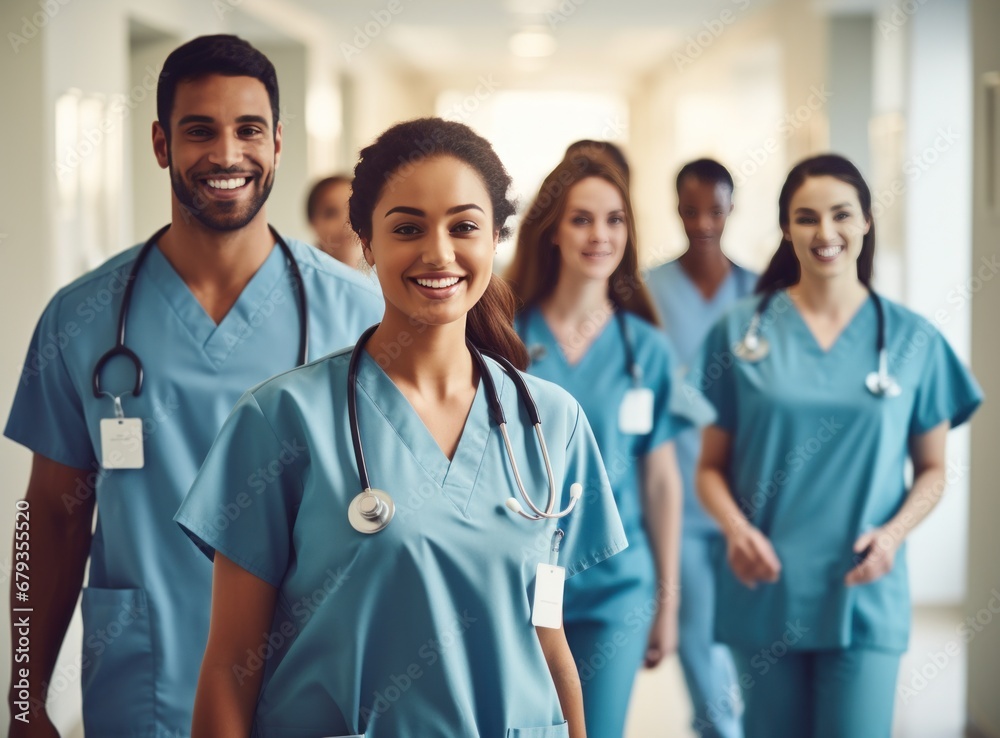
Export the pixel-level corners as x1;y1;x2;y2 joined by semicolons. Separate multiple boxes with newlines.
177;115;214;127
236;115;270;128
794;203;855;215
384;204;485;218
176;114;270;128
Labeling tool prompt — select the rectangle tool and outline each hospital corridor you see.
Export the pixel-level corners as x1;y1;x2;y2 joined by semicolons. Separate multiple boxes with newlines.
1;0;999;736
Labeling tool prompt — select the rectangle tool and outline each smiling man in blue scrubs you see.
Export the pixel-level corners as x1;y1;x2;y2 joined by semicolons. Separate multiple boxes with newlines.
645;159;753;738
5;35;381;737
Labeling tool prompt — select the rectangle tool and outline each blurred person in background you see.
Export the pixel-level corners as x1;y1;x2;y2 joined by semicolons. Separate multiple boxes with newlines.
306;174;366;269
644;158;753;738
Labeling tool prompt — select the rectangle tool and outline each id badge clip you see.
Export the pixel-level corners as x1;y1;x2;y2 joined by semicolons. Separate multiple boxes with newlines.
619;366;654;435
532;529;565;629
99;394;144;469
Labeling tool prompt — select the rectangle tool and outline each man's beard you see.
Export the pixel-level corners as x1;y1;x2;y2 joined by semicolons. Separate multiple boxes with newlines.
169;160;274;231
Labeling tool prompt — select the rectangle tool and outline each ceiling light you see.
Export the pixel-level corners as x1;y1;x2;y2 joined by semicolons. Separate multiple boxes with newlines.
509;29;557;58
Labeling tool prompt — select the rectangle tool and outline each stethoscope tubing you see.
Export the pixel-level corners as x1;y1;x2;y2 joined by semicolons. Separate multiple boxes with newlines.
346;325;578;529
92;224;309;399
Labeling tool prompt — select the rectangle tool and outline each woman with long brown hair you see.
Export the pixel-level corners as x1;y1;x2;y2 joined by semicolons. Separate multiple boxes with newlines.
176;118;626;738
507;150;700;737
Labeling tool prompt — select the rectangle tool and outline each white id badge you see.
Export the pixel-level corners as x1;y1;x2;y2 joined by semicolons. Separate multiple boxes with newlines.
531;563;566;629
100;418;145;469
619;387;654;435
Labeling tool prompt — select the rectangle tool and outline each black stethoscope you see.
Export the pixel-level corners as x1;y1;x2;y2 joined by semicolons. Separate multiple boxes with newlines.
734;288;901;397
345;324;582;534
91;224;309;403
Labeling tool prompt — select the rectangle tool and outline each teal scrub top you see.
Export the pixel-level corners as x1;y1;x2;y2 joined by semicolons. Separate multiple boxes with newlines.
517;308;708;620
689;290;983;652
174;346;628;738
645;259;757;534
4;237;383;737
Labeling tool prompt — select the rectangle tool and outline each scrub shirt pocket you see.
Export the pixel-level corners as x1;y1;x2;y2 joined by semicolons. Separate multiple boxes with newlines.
80;587;154;735
506;721;569;737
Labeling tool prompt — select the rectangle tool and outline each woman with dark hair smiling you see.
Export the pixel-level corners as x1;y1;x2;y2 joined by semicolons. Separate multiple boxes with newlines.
177;118;625;738
693;154;982;737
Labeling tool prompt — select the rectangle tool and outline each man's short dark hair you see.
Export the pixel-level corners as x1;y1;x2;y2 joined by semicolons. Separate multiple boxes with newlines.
675;158;734;195
306;175;352;221
157;34;279;139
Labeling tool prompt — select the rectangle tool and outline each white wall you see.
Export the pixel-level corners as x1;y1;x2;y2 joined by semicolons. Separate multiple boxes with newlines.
898;0;974;605
828;14;873;176
628;0;828;271
0;1;56;724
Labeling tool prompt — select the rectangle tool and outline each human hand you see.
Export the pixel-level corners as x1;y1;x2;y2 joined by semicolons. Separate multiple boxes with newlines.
725;525;781;588
845;527;900;586
644;606;678;668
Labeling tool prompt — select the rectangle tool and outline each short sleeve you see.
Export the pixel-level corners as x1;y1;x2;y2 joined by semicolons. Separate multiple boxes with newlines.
686;316;738;432
909;331;983;436
174;392;305;587
641;335;715;456
4;296;94;469
557;403;628;578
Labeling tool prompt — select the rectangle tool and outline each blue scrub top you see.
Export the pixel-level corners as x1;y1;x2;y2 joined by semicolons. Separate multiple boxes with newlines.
174;346;627;738
689;290;982;652
5;237;383;737
517;307;707;620
645;259;757;534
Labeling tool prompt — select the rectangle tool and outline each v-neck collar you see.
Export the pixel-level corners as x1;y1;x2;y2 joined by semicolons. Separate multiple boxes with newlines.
528;306;620;371
672;259;738;307
781;289;875;356
144;240;288;368
353;350;497;516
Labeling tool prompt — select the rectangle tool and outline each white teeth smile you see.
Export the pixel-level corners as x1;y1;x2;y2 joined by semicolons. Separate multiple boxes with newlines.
814;245;843;258
415;277;461;289
205;178;247;190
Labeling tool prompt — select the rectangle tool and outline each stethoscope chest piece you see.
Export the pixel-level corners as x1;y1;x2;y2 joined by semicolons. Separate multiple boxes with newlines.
865;370;902;398
865;348;901;397
733;335;770;362
348;488;395;534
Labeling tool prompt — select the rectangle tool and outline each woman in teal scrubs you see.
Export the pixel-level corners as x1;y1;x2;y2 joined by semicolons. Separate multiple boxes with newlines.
507;149;702;737
176;118;627;738
692;154;983;737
